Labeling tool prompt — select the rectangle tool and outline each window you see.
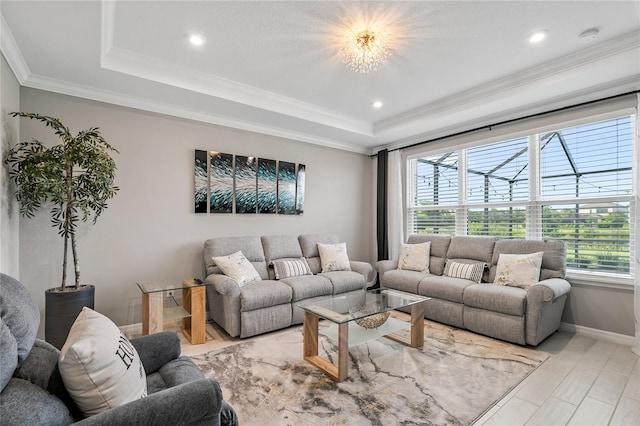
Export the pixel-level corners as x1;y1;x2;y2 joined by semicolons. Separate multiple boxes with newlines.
407;114;636;277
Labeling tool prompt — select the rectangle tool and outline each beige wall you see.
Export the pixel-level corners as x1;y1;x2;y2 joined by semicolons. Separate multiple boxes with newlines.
1;54;20;278
19;88;374;334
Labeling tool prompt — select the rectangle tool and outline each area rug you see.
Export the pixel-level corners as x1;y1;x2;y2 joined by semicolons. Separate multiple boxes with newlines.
190;318;548;425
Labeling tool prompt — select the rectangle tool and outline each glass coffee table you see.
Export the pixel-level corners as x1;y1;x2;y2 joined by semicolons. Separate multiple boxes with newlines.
297;288;430;382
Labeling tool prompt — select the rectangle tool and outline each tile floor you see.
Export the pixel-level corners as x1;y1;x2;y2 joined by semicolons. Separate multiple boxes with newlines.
130;320;640;426
474;331;640;426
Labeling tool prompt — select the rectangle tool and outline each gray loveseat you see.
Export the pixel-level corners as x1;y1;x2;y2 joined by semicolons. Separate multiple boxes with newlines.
0;273;237;425
204;234;374;338
377;235;571;346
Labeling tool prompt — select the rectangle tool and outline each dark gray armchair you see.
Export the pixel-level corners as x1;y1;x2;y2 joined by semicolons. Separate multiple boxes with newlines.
0;273;238;425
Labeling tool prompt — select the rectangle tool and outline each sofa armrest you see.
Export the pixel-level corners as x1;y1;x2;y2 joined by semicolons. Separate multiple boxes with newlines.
74;378;223;426
349;261;374;285
376;260;398;275
130;331;181;375
206;274;241;296
527;278;571;303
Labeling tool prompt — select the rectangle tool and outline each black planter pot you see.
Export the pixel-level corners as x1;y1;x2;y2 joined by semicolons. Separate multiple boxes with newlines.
45;285;95;350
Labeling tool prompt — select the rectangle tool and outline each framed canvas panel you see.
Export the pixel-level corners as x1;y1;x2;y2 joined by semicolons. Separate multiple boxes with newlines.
277;161;296;215
209;151;234;213
257;158;277;214
296;164;305;215
194;150;208;213
235;156;257;214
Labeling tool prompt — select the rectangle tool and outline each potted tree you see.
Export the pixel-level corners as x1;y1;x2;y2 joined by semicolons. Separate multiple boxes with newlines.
4;112;119;349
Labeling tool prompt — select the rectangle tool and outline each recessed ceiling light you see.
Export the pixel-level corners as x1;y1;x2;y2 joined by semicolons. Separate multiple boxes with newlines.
527;30;547;44
189;34;205;46
372;101;383;109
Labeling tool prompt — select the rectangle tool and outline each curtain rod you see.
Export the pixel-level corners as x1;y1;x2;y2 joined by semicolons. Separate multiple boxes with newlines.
372;90;639;157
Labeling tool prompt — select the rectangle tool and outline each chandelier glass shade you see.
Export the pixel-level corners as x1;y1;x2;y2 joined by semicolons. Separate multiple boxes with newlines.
342;29;391;73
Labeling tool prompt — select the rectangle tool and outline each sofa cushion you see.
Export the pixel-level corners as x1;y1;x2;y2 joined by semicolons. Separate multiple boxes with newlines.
298;234;339;274
397;242;431;273
489;239;566;282
212;251;262;287
204;236;268;278
463;284;527;316
280;275;333;301
418;275;476;303
319;271;364;294
406;234;451;275
239;280;292;311
447;236;496;282
261;235;304;264
380;269;424;294
494;252;543;289
0;274;40;393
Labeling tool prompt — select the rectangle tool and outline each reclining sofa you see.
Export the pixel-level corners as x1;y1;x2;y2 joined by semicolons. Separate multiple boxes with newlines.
204;234;374;338
377;235;571;346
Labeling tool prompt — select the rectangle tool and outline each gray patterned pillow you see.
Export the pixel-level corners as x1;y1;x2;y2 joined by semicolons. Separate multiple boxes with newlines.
272;258;312;279
443;260;485;283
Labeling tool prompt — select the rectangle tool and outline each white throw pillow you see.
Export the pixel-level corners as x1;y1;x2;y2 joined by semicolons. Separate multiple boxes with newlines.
59;307;147;417
397;242;431;273
444;260;485;283
212;250;262;286
494;252;544;289
317;242;351;272
272;258;312;279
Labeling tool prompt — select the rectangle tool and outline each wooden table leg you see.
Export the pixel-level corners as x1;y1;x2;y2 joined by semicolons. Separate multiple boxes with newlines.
410;301;426;348
183;285;206;344
142;292;163;335
336;322;349;381
302;312;348;382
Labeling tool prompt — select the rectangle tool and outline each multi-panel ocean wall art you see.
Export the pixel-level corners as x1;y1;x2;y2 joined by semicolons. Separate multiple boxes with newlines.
194;150;305;215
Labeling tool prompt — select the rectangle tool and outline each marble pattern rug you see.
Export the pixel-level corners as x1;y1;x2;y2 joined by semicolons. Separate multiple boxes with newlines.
190;319;549;425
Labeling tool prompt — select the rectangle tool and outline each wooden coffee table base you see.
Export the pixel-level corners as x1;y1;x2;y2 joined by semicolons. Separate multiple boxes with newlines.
302;301;426;382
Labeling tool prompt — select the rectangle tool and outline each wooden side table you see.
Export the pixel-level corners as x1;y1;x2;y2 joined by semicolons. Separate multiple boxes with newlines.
137;279;208;344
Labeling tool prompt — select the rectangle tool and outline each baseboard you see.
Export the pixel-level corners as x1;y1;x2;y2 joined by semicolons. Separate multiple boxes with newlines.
559;322;635;347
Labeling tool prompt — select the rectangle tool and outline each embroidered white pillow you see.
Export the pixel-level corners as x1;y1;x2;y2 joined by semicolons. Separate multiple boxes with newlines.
58;307;147;417
494;252;544;289
272;258;312;279
212;250;262;286
317;242;351;272
397;242;431;273
444;260;485;283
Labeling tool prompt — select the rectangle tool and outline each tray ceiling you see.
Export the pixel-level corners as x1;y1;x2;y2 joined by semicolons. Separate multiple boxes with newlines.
2;1;639;154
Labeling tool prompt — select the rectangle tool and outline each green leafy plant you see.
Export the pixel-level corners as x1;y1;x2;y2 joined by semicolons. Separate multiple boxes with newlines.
4;112;119;290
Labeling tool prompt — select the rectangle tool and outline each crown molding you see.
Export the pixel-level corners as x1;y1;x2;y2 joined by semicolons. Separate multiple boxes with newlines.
20;73;370;155
100;1;372;137
375;30;640;136
0;13;30;84
375;74;640;154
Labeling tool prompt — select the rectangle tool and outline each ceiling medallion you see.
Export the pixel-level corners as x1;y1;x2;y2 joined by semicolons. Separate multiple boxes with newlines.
342;29;391;73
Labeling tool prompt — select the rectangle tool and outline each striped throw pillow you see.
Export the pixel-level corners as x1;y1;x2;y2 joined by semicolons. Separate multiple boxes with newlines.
272;258;312;280
443;260;485;283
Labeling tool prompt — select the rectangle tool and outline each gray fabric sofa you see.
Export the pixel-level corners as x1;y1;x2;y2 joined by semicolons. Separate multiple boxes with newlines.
204;234;374;338
0;273;237;425
376;235;571;346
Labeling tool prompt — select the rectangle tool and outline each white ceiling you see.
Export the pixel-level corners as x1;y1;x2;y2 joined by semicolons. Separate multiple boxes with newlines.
2;1;639;154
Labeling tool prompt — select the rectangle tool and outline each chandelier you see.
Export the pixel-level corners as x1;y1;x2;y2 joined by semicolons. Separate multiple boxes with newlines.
342;29;391;73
